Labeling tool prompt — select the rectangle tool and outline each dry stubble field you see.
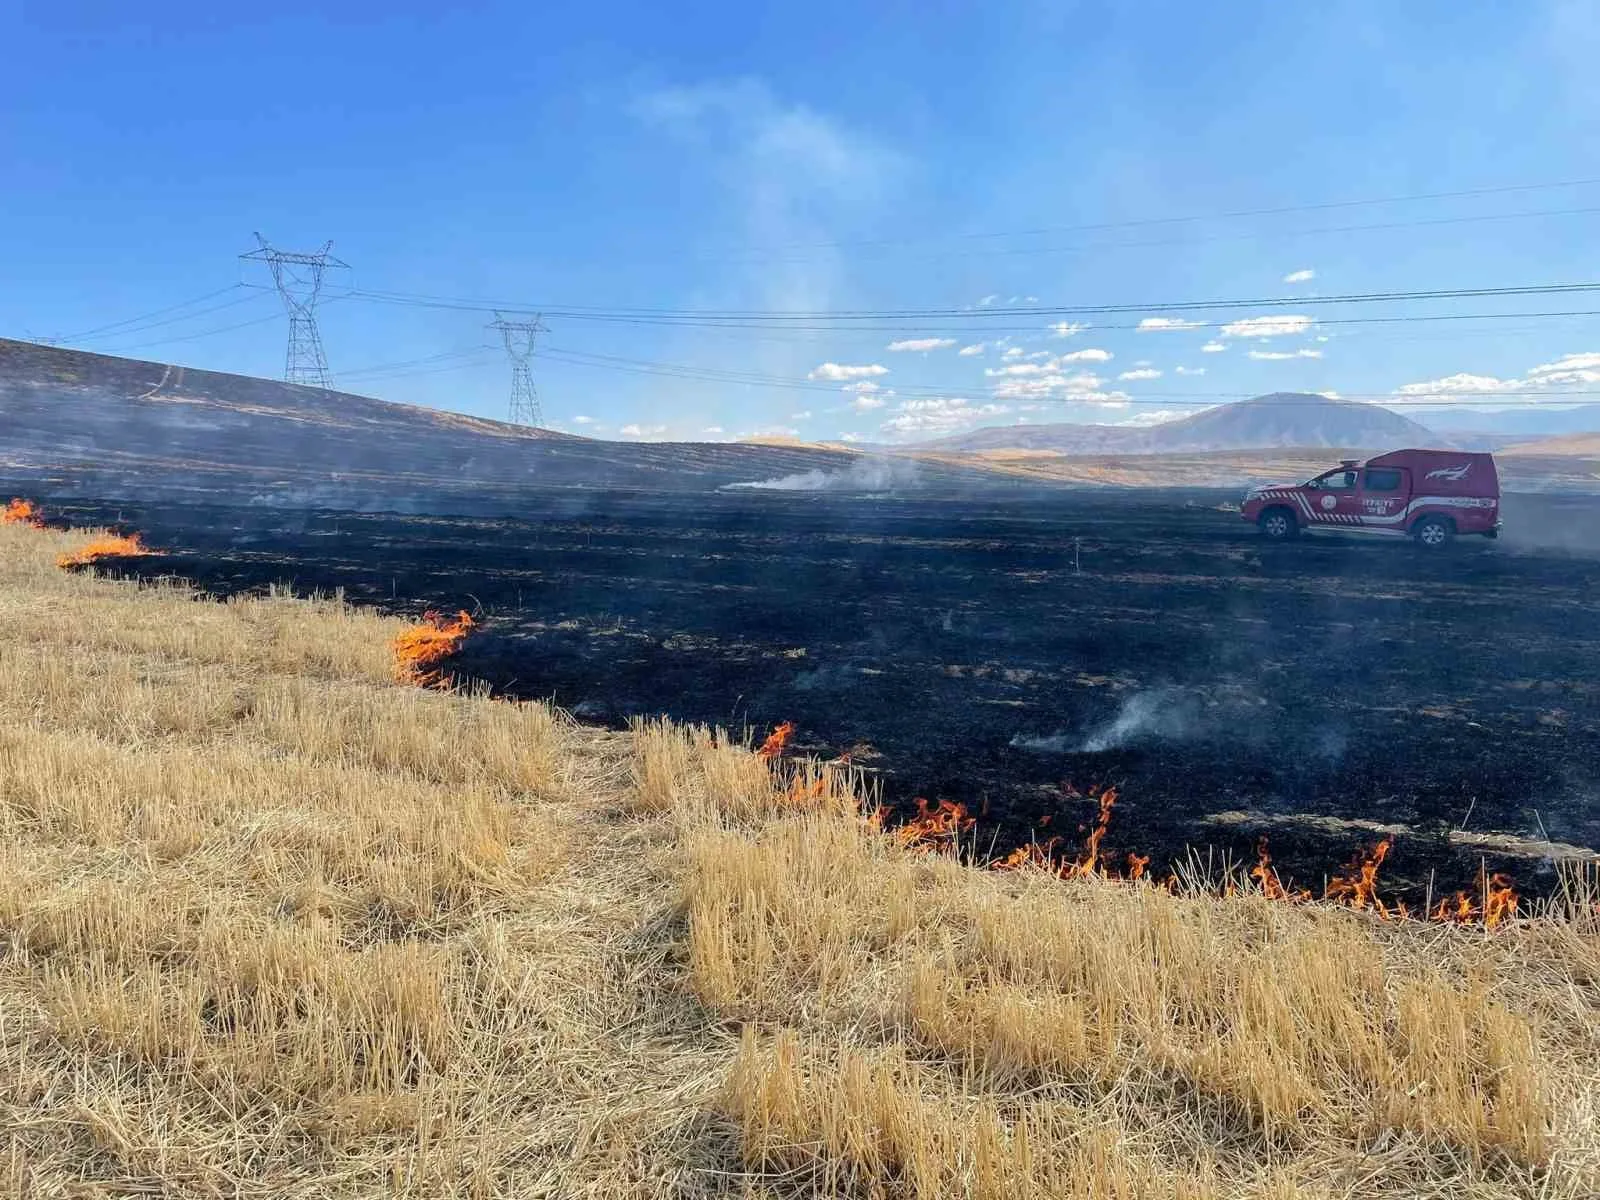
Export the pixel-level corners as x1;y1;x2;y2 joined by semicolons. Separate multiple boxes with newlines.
1;519;1599;1198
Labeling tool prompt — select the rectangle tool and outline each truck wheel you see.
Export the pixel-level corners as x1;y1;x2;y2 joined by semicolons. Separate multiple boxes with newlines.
1413;516;1454;548
1258;507;1297;541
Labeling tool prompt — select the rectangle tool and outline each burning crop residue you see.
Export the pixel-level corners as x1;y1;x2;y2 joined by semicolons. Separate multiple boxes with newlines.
754;720;1526;932
3;498;46;528
392;609;476;687
756;721;797;760
893;798;975;851
56;532;160;570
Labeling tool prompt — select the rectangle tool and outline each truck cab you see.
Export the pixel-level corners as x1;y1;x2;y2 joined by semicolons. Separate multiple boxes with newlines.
1240;448;1501;546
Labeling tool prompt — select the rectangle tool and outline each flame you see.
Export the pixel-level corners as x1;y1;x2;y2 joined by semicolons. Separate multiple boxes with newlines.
1126;852;1150;882
1324;836;1394;919
992;838;1062;872
3;498;45;528
56;532;158;570
756;721;796;760
1429;871;1519;928
1249;837;1310;903
1484;873;1519;928
392;609;475;687
893;797;975;850
1060;787;1119;879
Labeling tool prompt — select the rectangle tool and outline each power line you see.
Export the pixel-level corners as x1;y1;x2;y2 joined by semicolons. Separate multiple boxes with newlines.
342;279;1600;326
668;203;1600;268
664;176;1600;258
532;345;1600;407
48;285;247;344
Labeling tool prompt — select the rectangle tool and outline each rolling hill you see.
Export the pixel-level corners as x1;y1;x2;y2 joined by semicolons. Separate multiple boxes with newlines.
0;339;992;509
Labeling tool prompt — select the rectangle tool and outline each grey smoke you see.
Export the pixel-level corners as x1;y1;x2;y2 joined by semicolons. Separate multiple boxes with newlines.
722;456;919;493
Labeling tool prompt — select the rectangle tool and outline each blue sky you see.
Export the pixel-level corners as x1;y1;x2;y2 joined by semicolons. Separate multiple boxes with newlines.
4;0;1598;442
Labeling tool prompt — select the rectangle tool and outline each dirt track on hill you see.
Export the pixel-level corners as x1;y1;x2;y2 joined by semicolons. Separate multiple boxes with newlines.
31;485;1600;903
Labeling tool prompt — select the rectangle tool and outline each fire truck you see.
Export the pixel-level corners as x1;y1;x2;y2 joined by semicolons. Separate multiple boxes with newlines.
1240;448;1501;547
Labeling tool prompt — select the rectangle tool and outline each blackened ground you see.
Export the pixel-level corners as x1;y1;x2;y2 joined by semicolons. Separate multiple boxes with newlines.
30;485;1600;904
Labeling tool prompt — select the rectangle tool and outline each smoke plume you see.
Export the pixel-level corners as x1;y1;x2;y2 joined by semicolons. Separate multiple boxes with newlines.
722;456;918;493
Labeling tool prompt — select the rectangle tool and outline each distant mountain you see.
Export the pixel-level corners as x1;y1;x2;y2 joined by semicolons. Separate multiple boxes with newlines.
919;392;1443;455
1425;404;1600;437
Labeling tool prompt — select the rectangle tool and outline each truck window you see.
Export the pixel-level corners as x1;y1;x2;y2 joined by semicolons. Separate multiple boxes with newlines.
1315;470;1357;491
1362;467;1403;492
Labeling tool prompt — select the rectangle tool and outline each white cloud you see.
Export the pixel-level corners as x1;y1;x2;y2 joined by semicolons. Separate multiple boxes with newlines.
1138;316;1205;332
809;361;889;381
1282;269;1315;284
744;426;801;439
1221;314;1315;339
838;431;865;443
850;394;887;411
1395;372;1523;396
842;379;881;393
880;397;1010;436
1002;346;1025;359
702;426;726;434
1247;348;1323;360
1048;321;1086;337
791;410;813;420
572;415;596;425
1528;351;1600;385
1200;341;1227;353
1118;367;1163;381
978;294;999;307
1174;365;1206;376
1118;408;1199;427
886;337;957;352
1059;347;1113;363
620;423;669;438
958;343;985;356
986;362;1052;378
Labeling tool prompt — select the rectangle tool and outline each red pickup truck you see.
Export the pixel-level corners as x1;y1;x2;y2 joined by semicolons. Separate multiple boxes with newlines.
1241;448;1501;546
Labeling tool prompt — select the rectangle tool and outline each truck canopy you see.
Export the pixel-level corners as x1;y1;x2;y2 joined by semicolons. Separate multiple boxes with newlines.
1362;448;1500;498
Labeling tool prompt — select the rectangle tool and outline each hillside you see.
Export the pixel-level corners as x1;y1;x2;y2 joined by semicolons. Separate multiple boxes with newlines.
0;339;992;509
2;519;1597;1196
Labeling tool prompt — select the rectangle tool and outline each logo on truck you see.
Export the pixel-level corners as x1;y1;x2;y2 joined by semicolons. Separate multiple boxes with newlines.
1424;463;1471;482
1319;494;1338;511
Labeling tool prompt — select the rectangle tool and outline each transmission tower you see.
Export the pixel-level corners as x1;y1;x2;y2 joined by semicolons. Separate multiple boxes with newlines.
242;234;347;389
488;312;547;426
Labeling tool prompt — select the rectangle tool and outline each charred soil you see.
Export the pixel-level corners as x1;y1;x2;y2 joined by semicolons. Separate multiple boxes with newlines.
32;485;1600;903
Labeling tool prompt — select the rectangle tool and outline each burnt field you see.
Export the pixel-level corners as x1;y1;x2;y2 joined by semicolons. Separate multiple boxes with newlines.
30;485;1600;903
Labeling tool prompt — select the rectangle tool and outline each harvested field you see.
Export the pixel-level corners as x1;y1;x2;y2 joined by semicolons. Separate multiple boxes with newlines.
2;518;1599;1198
21;485;1600;910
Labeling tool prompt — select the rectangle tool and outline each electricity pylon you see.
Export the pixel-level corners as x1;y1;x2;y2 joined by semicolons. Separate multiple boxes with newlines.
488;312;546;426
242;234;347;388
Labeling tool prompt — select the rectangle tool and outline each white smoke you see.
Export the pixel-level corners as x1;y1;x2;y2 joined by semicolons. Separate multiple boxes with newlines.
1011;687;1203;755
722;455;919;493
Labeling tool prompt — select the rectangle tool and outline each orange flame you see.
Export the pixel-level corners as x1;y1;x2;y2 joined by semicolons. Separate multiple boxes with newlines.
756;721;796;760
392;609;475;687
56;532;158;570
1060;787;1119;879
893;797;975;850
1429;871;1519;928
992;838;1062;872
1324;836;1394;919
3;498;45;528
1249;837;1311;903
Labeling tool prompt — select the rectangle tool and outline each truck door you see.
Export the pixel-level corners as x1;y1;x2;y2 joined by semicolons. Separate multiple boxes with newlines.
1357;466;1409;526
1306;467;1361;525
